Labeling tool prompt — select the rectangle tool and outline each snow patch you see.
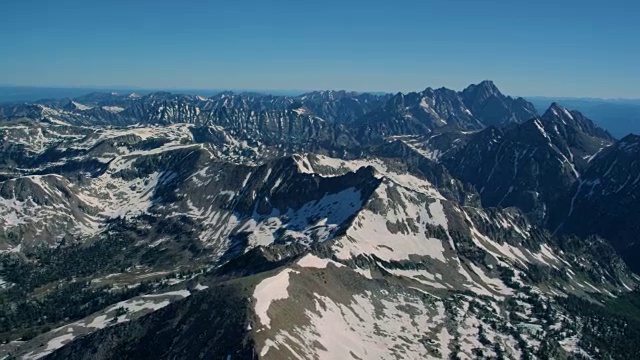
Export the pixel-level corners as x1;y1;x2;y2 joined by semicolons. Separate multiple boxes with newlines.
254;269;298;329
297;254;344;269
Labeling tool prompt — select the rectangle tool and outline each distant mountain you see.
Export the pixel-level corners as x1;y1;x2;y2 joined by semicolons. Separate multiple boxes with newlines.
433;103;612;223
528;96;640;138
0;86;309;105
0;86;128;104
0;81;540;146
355;81;538;141
461;80;538;127
298;90;392;124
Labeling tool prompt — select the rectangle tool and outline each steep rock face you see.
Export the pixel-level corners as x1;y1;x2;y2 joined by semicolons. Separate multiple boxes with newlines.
0;174;100;248
538;103;614;169
366;140;481;206
554;134;640;271
460;80;538;127
298;90;392;124
542;102;612;142
354;91;447;140
120;94;363;152
46;284;255;360
354;82;537;140
440;104;612;224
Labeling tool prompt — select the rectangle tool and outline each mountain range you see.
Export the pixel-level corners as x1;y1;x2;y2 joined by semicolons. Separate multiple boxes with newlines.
0;81;639;359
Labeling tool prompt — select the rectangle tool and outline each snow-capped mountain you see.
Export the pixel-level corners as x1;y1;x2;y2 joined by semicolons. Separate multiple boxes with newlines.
1;82;639;359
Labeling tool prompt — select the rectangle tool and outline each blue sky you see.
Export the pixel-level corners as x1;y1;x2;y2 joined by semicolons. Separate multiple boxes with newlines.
1;0;638;98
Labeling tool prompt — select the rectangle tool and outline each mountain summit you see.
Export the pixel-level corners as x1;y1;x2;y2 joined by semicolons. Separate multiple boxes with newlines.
460;80;539;126
542;102;613;140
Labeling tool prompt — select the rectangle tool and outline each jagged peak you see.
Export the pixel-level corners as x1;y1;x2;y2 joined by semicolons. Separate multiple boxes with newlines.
462;80;503;97
541;102;599;129
420;86;458;98
421;86;435;94
620;133;640;142
142;91;176;100
618;133;640;152
214;90;236;98
478;79;499;90
543;102;575;119
299;90;361;101
540;102;613;140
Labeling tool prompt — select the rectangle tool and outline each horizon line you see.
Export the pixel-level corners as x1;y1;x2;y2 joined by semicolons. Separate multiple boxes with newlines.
1;83;640;102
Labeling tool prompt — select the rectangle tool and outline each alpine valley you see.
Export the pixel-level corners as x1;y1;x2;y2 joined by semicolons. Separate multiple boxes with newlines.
0;81;639;360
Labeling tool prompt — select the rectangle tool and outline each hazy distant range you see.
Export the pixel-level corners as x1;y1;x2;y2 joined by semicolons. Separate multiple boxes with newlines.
1;86;638;138
0;86;305;102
